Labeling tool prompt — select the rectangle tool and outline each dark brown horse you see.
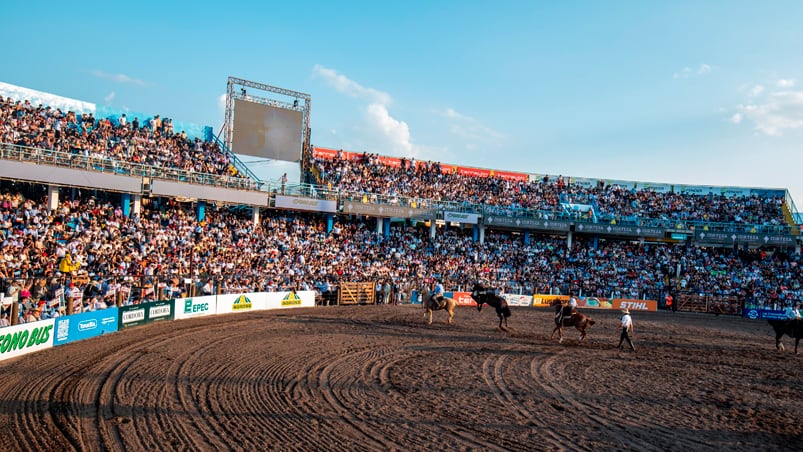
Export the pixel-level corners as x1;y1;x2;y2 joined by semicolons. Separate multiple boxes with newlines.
550;300;595;343
471;283;511;331
768;319;802;354
420;288;457;325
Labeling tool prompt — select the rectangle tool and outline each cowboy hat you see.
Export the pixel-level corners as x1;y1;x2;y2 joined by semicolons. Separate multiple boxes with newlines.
621;308;630;315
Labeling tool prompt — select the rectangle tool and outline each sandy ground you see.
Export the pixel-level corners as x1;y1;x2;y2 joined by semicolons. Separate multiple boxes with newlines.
0;304;800;452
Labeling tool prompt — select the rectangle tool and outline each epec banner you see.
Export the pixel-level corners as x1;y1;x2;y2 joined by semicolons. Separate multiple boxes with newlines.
54;308;119;346
0;319;55;361
174;296;217;320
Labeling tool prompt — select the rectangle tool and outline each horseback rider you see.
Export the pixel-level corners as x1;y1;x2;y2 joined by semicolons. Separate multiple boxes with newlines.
785;302;801;324
431;279;445;309
558;296;578;323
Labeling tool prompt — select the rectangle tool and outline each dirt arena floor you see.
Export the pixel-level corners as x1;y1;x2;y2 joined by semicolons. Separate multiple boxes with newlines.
0;304;800;452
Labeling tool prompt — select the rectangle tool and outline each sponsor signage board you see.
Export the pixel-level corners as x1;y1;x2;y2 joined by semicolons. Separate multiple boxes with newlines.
484;216;571;232
502;294;532;307
174;296;217;320
694;231;795;246
742;308;786;320
0;319;55;361
575;223;664;238
341;201;436;219
119;300;175;329
444;211;480;224
54;308;119;346
275;195;337;213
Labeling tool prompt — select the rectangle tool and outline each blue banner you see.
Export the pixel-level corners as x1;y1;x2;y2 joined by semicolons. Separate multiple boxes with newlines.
742;308;786;320
54;308;119;346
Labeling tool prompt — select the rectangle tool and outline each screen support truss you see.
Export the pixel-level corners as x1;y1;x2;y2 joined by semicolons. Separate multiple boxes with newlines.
223;76;312;163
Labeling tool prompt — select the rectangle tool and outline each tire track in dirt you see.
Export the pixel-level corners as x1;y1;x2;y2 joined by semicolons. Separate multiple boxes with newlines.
480;352;567;450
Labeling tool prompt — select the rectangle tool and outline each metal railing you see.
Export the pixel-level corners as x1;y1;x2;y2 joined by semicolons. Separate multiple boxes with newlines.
1;141;796;237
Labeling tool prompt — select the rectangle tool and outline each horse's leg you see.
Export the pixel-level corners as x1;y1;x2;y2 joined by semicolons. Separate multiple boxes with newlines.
777;333;785;351
447;307;454;324
550;324;558;339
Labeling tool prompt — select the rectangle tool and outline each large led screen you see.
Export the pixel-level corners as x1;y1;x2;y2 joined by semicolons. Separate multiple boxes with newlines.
232;99;303;161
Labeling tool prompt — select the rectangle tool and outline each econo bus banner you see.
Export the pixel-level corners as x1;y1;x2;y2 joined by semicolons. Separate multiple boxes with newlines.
0;319;55;361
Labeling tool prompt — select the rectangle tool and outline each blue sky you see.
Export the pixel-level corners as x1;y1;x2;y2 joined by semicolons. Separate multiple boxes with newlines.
2;1;803;210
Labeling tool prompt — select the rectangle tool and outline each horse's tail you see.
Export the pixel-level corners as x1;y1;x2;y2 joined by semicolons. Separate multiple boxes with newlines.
588;318;596;326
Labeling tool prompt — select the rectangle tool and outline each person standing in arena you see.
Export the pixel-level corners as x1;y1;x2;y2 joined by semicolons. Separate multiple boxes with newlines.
617;308;636;352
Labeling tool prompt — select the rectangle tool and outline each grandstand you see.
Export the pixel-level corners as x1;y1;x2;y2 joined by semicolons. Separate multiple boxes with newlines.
2;79;802;329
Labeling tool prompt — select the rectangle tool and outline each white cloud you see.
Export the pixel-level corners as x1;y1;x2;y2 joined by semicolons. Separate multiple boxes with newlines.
776;79;796;88
749;84;765;97
441;107;504;143
673;64;712;79
735;90;803;135
729;113;743;124
90;70;148;86
312;64;420;157
104;91;116;104
312;64;391;105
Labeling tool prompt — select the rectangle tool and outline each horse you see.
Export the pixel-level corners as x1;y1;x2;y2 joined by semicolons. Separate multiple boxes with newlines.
470;283;511;331
768;319;802;354
550;300;595;343
420;288;457;325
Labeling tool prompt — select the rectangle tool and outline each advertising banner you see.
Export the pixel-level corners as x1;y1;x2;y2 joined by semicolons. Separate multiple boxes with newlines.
54;308;119;346
575;296;614;309
0;319;55;361
502;294;533;307
444;211;480;224
265;290;316;310
174;296;218;320
451;291;477;307
148;300;174;323
484;216;571;232
119;300;175;330
694;231;795;246
532;294;569;307
275;195;337;213
119;304;147;329
612;299;658;312
574;223;664;238
215;293;259;315
341;201;436;219
742;308;787;320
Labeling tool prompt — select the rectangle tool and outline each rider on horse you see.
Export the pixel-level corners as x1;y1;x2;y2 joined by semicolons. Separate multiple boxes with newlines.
431;279;446;309
557;296;579;323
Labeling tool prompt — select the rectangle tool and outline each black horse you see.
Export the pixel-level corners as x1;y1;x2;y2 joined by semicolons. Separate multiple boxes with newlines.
768;319;802;355
471;283;511;331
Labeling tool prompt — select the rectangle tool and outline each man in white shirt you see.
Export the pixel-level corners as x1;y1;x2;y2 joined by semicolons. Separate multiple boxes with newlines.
617;308;636;352
784;302;801;321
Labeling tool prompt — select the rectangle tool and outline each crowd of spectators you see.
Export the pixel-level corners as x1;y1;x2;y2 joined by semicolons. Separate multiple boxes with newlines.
0;96;243;183
2;182;801;327
311;151;787;229
0;93;800;327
